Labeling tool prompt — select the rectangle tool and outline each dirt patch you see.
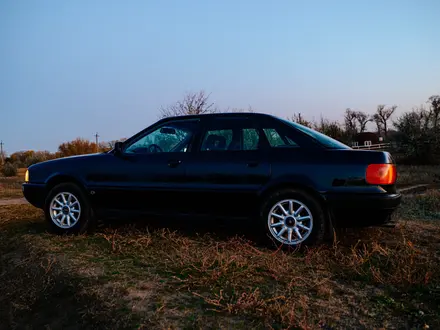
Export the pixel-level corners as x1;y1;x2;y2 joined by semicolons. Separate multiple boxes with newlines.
0;197;27;206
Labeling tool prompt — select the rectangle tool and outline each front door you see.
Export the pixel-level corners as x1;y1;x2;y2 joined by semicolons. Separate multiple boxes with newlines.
89;119;200;215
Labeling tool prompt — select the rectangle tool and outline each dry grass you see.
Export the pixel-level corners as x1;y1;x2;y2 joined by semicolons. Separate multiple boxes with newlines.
397;165;440;187
1;194;440;330
0;177;23;199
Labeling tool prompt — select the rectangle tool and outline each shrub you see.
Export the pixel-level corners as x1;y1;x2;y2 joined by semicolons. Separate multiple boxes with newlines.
58;138;98;157
2;163;18;177
393;102;440;165
25;151;56;166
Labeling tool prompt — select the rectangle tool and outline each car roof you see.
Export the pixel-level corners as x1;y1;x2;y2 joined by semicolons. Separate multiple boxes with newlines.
160;112;276;123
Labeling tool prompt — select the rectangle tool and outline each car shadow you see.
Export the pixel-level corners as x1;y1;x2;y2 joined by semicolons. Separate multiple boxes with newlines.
102;215;263;243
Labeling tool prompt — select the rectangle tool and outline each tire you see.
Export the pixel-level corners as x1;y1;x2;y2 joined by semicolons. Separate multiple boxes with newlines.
44;182;94;235
260;188;326;248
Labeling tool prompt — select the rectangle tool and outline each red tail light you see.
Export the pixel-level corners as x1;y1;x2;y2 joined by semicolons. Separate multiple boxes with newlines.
366;164;396;185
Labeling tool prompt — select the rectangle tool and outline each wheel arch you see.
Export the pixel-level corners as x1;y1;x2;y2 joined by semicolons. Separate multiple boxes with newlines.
45;173;88;194
258;179;329;216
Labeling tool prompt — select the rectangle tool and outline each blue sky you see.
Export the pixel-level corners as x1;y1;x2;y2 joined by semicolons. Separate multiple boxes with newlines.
1;0;439;153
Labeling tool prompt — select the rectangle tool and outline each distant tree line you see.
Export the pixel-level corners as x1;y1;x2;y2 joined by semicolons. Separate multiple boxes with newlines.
285;96;439;165
0;138;127;176
1;91;439;176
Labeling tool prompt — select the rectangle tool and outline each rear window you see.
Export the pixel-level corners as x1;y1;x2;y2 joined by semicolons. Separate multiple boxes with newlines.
263;128;298;148
281;119;351;149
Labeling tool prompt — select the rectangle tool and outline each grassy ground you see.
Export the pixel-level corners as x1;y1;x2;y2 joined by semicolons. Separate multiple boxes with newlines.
1;190;440;329
397;165;440;187
0;177;23;199
397;189;440;220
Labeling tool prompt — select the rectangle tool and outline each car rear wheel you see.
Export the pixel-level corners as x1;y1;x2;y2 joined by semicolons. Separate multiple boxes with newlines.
44;182;94;235
260;188;326;248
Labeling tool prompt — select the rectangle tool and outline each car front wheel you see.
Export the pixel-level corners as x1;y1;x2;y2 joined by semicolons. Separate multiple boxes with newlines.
261;188;326;248
44;182;94;234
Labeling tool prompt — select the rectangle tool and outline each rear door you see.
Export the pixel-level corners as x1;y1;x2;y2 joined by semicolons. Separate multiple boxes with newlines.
258;118;327;192
185;117;271;218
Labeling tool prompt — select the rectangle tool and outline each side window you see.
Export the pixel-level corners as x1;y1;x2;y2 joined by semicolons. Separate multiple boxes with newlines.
200;127;261;151
125;121;196;154
243;128;260;150
263;128;299;148
201;129;233;151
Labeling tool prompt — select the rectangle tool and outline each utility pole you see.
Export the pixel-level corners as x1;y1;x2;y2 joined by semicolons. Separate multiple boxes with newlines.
94;133;99;152
0;140;4;164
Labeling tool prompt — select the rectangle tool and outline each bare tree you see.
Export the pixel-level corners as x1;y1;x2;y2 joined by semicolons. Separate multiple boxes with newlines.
354;111;372;132
373;114;383;135
314;116;345;141
159;91;217;118
290;113;312;128
374;104;397;138
343;108;358;136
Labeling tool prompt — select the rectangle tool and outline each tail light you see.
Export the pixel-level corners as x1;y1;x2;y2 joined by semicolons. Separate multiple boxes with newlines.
366;164;396;185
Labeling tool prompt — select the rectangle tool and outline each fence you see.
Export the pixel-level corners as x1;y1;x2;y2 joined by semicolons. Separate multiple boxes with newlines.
351;143;391;150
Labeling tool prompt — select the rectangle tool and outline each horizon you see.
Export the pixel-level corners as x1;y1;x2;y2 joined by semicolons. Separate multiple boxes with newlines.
1;0;439;154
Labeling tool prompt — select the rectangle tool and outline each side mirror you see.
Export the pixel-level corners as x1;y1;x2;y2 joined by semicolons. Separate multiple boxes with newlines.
114;141;123;155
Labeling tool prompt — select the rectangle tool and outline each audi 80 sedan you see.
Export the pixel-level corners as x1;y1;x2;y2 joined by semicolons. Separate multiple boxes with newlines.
23;113;401;247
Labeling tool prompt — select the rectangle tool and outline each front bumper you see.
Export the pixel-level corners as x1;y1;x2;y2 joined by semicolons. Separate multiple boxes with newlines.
325;193;402;227
22;183;46;209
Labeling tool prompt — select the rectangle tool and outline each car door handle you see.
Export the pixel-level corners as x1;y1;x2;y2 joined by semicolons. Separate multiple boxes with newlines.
168;160;182;168
246;161;259;168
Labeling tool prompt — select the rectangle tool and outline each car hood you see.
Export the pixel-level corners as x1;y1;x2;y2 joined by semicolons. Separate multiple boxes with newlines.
26;152;112;184
29;152;106;169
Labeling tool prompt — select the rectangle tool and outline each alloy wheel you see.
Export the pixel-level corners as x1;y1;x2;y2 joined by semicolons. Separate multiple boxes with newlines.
267;199;313;245
49;192;82;229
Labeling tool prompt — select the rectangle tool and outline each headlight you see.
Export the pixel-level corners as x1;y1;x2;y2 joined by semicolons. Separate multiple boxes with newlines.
25;170;29;183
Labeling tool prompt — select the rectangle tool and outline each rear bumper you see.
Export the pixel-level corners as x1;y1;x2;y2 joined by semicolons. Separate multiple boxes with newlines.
325;193;402;227
22;183;46;209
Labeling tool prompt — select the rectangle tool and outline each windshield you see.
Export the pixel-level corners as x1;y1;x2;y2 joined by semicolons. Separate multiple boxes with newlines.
281;119;351;149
